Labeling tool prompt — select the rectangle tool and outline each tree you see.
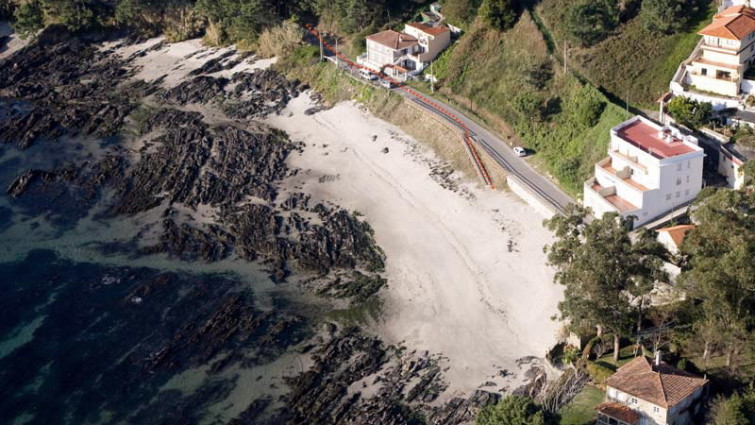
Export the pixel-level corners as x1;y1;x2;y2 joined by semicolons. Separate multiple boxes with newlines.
41;0;99;32
709;391;755;425
476;395;548;425
640;0;697;35
666;96;712;129
12;0;44;38
478;0;521;31
680;187;755;369
441;0;480;29
565;0;619;46
544;205;668;361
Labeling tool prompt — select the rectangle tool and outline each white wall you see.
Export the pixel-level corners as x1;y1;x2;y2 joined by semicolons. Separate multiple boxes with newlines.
606;387;667;425
718;151;746;188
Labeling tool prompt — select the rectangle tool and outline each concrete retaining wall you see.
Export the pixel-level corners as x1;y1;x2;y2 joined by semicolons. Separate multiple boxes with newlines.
506;175;558;219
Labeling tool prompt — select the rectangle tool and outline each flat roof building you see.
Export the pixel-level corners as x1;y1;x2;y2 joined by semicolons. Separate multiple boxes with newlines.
584;116;706;228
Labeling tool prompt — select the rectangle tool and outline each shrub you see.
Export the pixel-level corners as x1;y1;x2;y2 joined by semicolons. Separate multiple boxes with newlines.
257;21;302;58
476;395;548;425
640;0;698;35
441;0;481;29
666;96;712;129
565;0;619;46
479;0;522;31
562;345;580;365
586;361;615;385
13;1;44;38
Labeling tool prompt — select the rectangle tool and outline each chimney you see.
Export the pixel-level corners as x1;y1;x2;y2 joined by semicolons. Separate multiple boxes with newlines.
655;350;662;366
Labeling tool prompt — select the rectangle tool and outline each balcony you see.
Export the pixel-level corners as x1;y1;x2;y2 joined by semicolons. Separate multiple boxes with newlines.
611;150;647;173
596;158;650;193
584;178;639;214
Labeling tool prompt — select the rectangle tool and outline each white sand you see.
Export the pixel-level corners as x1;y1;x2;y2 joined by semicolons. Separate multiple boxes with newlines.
266;95;563;397
0;21;30;61
109;37;276;88
105;36;564;398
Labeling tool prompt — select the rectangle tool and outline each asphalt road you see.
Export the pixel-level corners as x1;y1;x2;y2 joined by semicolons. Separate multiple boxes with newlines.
309;29;575;214
396;89;575;214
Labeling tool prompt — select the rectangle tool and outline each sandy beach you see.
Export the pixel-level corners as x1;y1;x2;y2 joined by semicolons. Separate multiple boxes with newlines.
266;95;563;396
8;34;564;400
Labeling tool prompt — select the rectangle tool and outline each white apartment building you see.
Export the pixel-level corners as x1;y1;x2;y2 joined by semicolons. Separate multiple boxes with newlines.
583;116;706;228
597;355;708;425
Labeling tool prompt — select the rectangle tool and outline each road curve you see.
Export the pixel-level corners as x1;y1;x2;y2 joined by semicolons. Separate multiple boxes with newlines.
304;24;575;214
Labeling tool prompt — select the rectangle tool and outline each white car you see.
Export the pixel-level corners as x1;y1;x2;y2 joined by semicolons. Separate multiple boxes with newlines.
360;69;378;81
513;146;527;157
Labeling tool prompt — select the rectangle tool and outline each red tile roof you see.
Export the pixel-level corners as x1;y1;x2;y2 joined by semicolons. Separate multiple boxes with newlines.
700;5;755;40
616;120;697;159
367;30;418;50
405;22;450;37
596;402;641;424
605;356;707;408
657;224;696;248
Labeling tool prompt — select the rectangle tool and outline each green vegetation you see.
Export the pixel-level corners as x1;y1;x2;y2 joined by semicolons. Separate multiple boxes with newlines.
440;0;481;30
434;13;631;194
544;205;668;361
641;0;703;35
564;0;619;47
585;361;614;386
12;0;43;38
709;390;755;425
558;385;604;425
476;395;551;425
478;0;522;31
538;0;716;106
666;96;713;129
680;185;755;370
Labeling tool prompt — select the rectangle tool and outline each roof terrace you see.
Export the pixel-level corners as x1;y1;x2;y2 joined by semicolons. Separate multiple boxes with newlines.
614;118;700;160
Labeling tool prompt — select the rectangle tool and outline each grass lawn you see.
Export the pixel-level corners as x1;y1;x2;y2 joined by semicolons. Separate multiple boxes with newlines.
595;345;644;369
559;385;604;425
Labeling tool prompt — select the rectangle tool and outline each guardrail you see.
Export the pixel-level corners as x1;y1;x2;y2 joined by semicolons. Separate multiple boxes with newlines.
304;24;495;189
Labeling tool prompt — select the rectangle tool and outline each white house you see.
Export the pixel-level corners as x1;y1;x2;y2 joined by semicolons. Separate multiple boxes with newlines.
671;4;755;105
358;23;451;76
597;355;708;425
719;141;753;188
583;116;706;229
656;224;695;254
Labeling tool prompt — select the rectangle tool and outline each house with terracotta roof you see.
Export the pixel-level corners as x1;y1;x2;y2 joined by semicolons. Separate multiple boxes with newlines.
584;116;706;229
357;22;451;77
597;355;708;425
670;3;755;104
656;224;695;254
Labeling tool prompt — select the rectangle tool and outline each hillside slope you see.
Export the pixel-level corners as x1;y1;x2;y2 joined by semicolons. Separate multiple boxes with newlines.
433;12;631;195
536;0;716;106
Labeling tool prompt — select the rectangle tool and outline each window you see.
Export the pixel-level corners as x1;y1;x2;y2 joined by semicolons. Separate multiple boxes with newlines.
676;191;681;198
677;163;682;171
630;397;638;405
676;177;682;186
701;68;708;76
687;161;691;169
685;189;690;196
654;406;661;413
686;175;690;183
666;194;672;201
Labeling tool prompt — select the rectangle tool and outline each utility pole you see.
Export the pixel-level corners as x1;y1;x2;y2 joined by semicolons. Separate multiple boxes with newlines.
319;35;324;62
563;41;567;74
335;37;339;69
430;60;434;94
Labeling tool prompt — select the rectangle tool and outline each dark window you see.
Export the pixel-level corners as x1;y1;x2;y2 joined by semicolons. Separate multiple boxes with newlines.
701;68;707;76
